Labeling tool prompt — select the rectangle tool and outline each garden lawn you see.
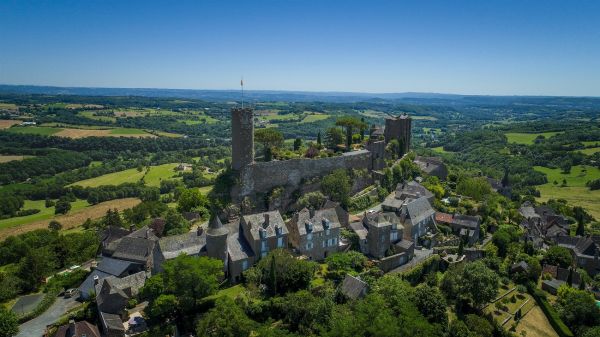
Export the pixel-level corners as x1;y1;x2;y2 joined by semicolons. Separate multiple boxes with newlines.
505;132;562;145
534;165;600;219
515;305;559;337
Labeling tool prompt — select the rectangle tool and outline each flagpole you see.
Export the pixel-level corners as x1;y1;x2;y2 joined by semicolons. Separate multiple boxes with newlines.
241;77;244;109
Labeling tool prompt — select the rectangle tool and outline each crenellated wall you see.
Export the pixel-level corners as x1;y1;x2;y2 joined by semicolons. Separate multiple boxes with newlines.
235;150;372;199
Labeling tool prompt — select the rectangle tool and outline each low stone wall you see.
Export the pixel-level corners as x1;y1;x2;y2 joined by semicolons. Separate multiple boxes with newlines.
378;252;409;272
236;150;372;198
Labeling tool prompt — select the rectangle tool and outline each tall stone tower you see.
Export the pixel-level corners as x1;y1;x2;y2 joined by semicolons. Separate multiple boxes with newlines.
231;107;254;170
206;215;229;266
384;114;412;155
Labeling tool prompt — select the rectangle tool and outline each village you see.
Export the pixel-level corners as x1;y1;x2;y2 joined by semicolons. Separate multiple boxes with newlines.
36;107;599;337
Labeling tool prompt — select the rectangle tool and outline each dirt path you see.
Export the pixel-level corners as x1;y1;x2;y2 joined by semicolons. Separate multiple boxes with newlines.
0;198;141;240
0;119;20;129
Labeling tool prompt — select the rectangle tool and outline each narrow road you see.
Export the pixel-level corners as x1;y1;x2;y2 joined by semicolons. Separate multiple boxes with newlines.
17;296;80;337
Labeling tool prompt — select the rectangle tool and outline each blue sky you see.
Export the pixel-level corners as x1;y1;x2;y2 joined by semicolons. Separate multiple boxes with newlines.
1;0;599;96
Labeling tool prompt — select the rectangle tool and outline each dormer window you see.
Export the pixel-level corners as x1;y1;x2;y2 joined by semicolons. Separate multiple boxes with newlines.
322;218;330;230
275;225;282;236
259;228;266;239
305;221;313;233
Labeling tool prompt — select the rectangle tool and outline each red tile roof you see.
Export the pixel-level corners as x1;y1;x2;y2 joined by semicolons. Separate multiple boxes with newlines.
435;212;453;224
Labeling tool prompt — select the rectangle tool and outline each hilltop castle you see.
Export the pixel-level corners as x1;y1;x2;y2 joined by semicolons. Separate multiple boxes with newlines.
230;107;412;207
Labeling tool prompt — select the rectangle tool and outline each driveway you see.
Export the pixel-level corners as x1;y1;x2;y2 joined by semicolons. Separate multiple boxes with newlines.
17;296;80;337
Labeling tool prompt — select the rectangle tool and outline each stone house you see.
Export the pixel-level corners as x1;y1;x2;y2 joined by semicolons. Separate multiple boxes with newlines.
399;197;437;243
435;212;480;244
382;181;435;213
152;227;207;273
556;235;600;276
287;207;342;261
414;156;448;180
79;257;143;300
240;211;289;259
103;226;159;272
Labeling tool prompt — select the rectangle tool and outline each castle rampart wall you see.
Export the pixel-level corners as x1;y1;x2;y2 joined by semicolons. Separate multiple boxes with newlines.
236;149;372;198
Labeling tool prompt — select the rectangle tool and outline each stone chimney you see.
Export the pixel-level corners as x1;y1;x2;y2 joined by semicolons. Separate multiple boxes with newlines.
263;213;270;228
93;275;100;286
197;226;204;236
309;208;315;218
68;320;76;336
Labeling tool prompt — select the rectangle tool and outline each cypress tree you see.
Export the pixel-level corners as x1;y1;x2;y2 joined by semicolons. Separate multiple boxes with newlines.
317;131;321;146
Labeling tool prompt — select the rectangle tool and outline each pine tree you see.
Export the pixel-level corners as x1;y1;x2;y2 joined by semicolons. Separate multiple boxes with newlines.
567;267;573;287
316;131;322;146
458;239;464;256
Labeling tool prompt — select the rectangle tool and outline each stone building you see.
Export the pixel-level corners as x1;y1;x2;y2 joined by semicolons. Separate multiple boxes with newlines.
414;156;448;180
399;197;437;243
435;212;481;244
381;180;435;212
231;107;254;170
287;207;342;260
384;114;412;155
240;211;289;259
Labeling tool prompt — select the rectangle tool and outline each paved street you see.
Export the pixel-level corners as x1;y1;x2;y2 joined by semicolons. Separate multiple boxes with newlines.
17;296;80;337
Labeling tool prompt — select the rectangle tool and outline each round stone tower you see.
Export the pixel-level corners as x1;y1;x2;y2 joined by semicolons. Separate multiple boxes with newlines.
231;107;254;170
206;215;229;265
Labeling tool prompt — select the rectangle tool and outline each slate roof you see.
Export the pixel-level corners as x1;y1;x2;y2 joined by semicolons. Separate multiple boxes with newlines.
207;215;229;236
340;274;368;300
364;212;402;229
158;231;206;260
95;271;147;305
55;320;101;337
242;211;288;241
128;226;159;241
100;311;125;332
79;270;113;300
395;240;414;251
112;237;156;264
97;257;137;276
394;181;434;201
518;202;539;220
349;221;368;241
414;156;445;175
405;197;435;225
226;221;255;262
100;226;129;245
295;207;341;236
382;194;405;210
574;237;597;256
452;214;480;229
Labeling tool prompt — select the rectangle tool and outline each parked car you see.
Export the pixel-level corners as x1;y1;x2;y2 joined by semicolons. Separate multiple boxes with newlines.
64;288;79;298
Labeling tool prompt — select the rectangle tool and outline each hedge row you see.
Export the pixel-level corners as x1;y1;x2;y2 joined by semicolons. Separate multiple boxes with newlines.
400;255;441;286
528;287;574;337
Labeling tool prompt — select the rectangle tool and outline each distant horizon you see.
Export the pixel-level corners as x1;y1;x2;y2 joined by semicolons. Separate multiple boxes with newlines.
1;83;599;99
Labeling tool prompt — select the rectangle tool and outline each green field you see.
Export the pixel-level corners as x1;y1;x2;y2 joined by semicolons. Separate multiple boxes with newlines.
71;163;181;188
79;110;116;122
0;199;89;229
534;165;600;219
505;132;562;145
143;163;180;187
109;128;148;135
6;126;62;136
412;115;438;121
582;141;600;147
301;113;330;123
577;147;600;155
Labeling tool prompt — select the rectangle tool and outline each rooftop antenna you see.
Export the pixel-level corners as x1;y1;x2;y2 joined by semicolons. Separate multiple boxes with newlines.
240;76;244;109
